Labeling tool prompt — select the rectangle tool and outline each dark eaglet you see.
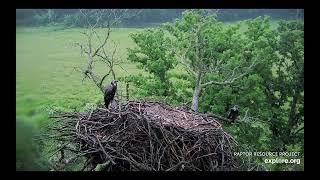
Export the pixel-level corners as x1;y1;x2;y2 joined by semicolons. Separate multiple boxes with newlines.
104;80;118;109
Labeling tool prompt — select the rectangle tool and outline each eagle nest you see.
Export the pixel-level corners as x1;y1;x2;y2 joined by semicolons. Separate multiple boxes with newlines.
47;100;240;171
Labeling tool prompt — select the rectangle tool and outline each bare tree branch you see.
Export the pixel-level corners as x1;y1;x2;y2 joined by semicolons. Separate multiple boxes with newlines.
99;69;111;89
117;63;129;74
110;41;118;63
74;9;135;94
174;44;197;77
92;30;110;57
201;60;257;88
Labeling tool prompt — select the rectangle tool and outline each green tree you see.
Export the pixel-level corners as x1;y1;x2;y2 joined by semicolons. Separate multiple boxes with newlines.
127;28;177;96
264;20;304;152
164;10;257;111
33;9;57;26
200;16;277;155
199;19;304;170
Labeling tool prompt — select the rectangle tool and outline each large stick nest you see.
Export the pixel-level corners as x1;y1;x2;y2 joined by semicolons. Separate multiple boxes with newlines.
47;100;240;171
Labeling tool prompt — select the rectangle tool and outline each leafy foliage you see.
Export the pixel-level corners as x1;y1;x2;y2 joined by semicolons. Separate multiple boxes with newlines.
162;10;260;111
127;11;304;171
266;20;304;153
16;119;49;170
33;10;57;26
127;28;177;96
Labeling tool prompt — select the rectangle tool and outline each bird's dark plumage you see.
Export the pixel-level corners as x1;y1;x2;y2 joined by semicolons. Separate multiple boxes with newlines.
227;105;239;122
104;80;118;108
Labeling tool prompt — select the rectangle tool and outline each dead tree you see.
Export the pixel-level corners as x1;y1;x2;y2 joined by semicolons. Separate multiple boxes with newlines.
74;9;138;94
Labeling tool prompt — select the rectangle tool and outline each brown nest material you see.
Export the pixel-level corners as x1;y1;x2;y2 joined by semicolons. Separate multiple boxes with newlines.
47;100;240;171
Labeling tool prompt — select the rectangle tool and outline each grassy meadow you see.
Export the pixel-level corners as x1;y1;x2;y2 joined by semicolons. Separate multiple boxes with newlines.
16;27;145;126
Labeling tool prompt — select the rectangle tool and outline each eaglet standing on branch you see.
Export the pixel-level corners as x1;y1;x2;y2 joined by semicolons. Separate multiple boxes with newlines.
104;80;118;109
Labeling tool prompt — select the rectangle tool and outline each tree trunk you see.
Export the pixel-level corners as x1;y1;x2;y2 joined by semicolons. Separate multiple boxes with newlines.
88;70;104;93
288;90;299;129
126;83;129;101
191;72;202;112
85;46;105;94
111;68;116;80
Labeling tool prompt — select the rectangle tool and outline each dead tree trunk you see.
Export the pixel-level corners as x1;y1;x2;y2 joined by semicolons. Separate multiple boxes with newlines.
191;72;202;111
126;83;129;101
75;10;134;95
87;69;104;93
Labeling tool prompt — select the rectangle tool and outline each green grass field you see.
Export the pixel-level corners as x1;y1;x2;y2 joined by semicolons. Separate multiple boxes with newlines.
16;27;145;127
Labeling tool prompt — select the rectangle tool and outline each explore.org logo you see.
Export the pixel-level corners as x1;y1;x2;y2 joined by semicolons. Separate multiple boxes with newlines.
264;158;300;165
234;151;302;165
